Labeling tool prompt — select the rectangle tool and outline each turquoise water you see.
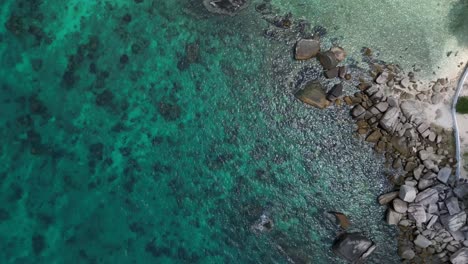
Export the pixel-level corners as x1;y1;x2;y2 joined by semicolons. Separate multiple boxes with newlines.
2;0;464;263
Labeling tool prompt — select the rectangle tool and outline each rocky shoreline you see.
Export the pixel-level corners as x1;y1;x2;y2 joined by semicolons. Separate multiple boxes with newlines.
205;1;468;263
290;23;468;264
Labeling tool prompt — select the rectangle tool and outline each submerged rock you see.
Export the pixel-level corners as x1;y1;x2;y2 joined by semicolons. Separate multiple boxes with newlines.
203;0;249;16
294;81;329;109
251;213;274;233
332;233;376;263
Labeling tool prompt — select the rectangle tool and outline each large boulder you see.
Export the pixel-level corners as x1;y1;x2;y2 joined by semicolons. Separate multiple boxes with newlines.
295;39;320;60
399;185;417;202
380;107;400;132
441;212;467;232
378;191;399;205
295;81;330;109
450;248;468;264
438;167;452;184
414;235;432;248
203;0;248;16
332;233;376;263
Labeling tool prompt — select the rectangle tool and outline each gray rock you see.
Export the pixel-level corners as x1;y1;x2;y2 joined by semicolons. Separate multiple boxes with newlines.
422;172;437;180
428;203;439;214
365;86;380;96
424;160;439;172
428;132;437;142
414;234;432;248
450;248;468;264
399;247;415;260
433;82;443;93
380;107;400;132
387;96;399;107
376;71;389;84
405;161;418;172
432;94;444;104
454;183;468;199
441;212;467;231
427;215;439;229
393;198;408;213
438;167;452;184
400;78;411;88
352;105;366;118
446;197;461;215
295;39;321;60
327;83;343;100
417;123;430;134
415;188;439;206
332;233;376;263
414;165;424;180
375;101;389;112
378;191;399;205
408;203;427;224
387;209;403;225
418;179;433;190
400;185;417;202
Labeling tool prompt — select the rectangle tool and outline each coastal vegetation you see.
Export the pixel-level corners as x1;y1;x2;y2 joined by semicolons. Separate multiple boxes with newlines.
456;96;468;113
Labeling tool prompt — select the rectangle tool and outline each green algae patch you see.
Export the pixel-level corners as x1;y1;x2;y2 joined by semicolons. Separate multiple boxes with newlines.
456;96;468;114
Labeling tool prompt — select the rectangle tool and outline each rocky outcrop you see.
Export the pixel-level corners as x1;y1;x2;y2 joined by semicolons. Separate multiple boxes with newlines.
332;233;376;262
295;81;330;109
295;39;320;60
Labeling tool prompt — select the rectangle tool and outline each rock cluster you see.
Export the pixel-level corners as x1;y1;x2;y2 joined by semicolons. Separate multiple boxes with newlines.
203;0;249;16
345;66;468;262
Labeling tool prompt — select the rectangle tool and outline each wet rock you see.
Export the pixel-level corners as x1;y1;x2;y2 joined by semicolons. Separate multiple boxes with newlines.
400;185;417;202
378;191;399;205
387;209;403;225
405;161;417;172
295;39;320;60
375;102;389;112
450;248;468;264
408;203;427;224
351;105;366;118
203;0;248;16
295;81;329;109
317;51;338;70
438;167;452;184
399;247;415;260
251;213;274;233
446;197;461;216
366;130;382;143
380;107;400;133
329;211;351;229
441;212;466;231
327;83;343;101
338;66;347;79
375;71;389;84
325;68;339;79
330;46;346;62
400;77;411;88
332;233;376;263
393;198;408;213
414;234;432;248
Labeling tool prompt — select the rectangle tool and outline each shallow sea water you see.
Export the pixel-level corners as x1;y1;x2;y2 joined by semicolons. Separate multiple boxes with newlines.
0;0;466;263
